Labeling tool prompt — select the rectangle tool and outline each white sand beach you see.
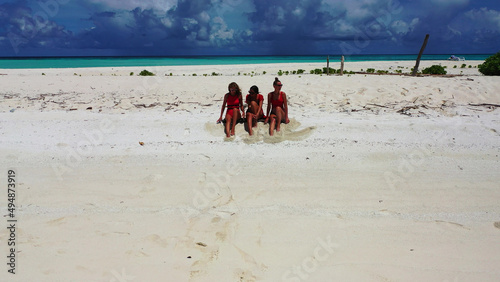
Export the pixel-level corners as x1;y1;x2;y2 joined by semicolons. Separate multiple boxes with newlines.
1;60;500;281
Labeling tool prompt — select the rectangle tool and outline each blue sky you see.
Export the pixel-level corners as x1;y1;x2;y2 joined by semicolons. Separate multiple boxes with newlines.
0;0;499;56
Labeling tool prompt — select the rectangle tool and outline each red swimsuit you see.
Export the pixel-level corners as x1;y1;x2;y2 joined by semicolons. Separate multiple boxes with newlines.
246;93;264;105
270;91;284;111
226;94;240;116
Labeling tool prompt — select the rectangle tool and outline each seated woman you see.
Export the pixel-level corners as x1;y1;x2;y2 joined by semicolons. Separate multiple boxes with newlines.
245;85;264;136
265;77;289;136
217;82;245;137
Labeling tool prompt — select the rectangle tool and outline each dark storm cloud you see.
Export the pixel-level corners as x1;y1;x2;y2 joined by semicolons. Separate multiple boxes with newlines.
0;1;73;54
0;0;499;56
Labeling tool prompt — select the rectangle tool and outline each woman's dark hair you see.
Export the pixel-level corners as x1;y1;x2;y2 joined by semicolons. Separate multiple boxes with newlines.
273;77;283;86
250;85;259;94
273;77;282;86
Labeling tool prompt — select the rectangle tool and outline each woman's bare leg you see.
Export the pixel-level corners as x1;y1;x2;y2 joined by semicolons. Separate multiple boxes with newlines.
249;101;260;126
275;107;283;132
246;113;254;135
225;114;232;137
230;110;240;136
269;114;276;136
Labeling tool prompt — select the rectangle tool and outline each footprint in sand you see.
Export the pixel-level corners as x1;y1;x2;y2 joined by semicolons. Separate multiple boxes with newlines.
494;222;500;229
216;231;226;241
357;87;367;95
235;269;257;281
145;234;169;247
46;217;66;226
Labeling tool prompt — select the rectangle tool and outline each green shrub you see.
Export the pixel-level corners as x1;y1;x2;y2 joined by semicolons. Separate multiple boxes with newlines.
278;70;283;76
479;52;500;76
139;70;155;76
461;64;466;68
422;65;447;75
130;72;134;76
313;68;322;74
297;69;305;74
323;67;335;74
366;68;375;73
263;71;267;75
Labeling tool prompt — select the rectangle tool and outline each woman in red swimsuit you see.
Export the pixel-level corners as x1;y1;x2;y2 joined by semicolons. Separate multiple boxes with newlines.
245;85;264;136
265;77;289;136
217;82;245;137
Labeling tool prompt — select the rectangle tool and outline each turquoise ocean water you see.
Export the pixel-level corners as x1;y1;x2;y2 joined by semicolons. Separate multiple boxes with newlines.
0;54;491;69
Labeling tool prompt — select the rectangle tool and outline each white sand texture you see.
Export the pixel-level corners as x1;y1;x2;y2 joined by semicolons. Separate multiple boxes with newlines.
1;60;500;281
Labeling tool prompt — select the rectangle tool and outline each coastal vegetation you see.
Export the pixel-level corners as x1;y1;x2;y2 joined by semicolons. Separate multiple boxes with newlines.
422;65;447;75
479;52;500;76
139;69;155;76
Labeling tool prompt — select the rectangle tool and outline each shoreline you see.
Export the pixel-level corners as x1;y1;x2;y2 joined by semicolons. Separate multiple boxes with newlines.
0;54;491;69
0;59;486;75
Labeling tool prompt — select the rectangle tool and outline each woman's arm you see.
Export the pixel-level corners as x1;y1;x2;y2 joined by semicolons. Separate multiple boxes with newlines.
264;93;272;123
257;98;263;117
239;94;245;118
217;94;228;122
283;92;289;123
